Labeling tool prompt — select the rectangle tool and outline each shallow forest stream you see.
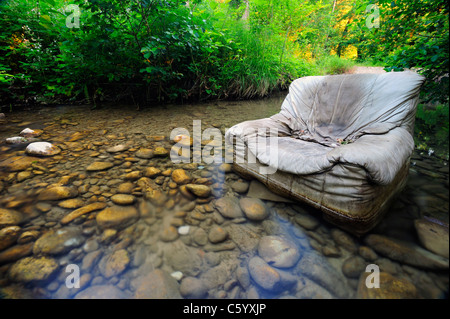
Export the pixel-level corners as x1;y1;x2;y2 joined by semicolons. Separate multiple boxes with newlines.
0;94;448;299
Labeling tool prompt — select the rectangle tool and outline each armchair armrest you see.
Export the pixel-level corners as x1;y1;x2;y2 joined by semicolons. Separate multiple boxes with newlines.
326;127;414;185
225;113;292;143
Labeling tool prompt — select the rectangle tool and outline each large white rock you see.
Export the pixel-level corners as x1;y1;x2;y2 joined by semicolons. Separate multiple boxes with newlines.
25;142;61;156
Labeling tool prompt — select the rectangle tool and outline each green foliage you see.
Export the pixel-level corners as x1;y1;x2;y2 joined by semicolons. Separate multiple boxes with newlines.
341;0;449;104
314;55;356;75
0;0;447;110
415;103;449;157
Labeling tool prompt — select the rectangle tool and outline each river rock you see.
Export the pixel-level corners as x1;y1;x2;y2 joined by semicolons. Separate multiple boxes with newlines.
172;169;191;185
20;128;43;137
154;147;169;156
106;144;128;153
75;285;129;299
248;256;282;291
0;226;21;251
144;167;161;178
215;197;244;219
58;198;84;209
294;252;350;298
294;213;319;230
356;272;419;299
247;180;293;202
25;142;61;156
134;269;181;299
5;136;29;144
111;194;136;205
208;226;228;243
331;228;358;253
1;244;32;268
117;182;134;194
185;184;211;197
38;186;78;201
33;227;84;255
60;202;107;225
160;226;179;242
193;228;208;246
96;205;139;229
414;217;449;258
342;256;367;279
98;249;130;278
135;148;154;159
179;277;208;299
365;234;449;269
231;181;249;193
0;208;24;227
9;256;59;282
257;235;301;268
86;161;114;171
239;198;269;221
164;241;203;277
0;156;41;172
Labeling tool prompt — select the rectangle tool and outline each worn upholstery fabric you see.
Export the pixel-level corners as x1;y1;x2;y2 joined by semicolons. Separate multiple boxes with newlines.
225;71;425;234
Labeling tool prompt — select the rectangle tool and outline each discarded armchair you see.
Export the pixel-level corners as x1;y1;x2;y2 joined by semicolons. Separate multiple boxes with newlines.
226;71;425;235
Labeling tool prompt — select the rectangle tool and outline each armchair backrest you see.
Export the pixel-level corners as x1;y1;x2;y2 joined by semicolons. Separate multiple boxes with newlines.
278;71;425;146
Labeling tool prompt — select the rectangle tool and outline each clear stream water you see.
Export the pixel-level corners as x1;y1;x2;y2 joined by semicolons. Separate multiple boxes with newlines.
0;93;448;299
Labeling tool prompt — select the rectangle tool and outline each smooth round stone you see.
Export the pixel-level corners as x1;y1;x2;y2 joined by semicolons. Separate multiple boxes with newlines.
231;181;249;193
342;256;367;278
86;161;114;171
247;256;281;291
179;277;207;299
20;128;43;137
117;182;134;194
414;217;449;258
160;226;179;242
170;271;183;281
208;226;228;243
33;227;85;255
144;167;161;178
185;184;211;198
172;169;191;185
257;236;301;268
0;226;21;251
98;249;130;278
16;170;33;182
0;208;24;228
239;198;269;221
294;213;319;230
58;198;84;209
135;148;154;159
358;246;378;261
154;147;168;156
111;194;136;205
106;144;128;153
215;197;244;219
38;186;78;201
8;256;59;282
96;205;139;229
25;142;61;156
178;225;190;235
357;272;419;299
331;228;358;253
6;136;29;144
193;228;208;246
